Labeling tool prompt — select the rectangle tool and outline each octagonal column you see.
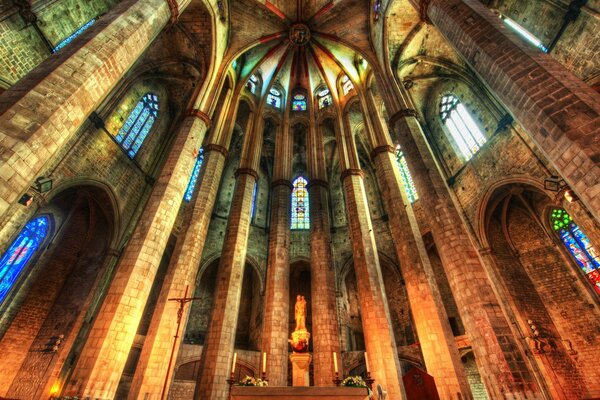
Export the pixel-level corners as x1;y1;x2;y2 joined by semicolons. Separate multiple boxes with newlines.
308;120;341;387
64;111;210;399
194;114;262;400
334;112;405;400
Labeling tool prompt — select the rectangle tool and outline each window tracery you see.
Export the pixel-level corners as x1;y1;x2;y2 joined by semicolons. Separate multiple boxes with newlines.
342;75;354;95
267;88;282;109
317;88;332;109
395;145;418;203
0;216;50;305
551;208;600;295
292;94;307;111
184;148;205;202
247;74;258;94
54;19;96;52
291;177;309;230
115;93;159;158
439;94;486;160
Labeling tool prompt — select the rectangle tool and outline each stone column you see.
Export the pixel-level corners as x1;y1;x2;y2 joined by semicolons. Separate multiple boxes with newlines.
334;112;405;400
128;86;235;400
194;115;262;400
424;0;600;221
389;109;540;398
63;112;210;399
360;91;471;399
0;0;187;227
261;117;292;386
308;120;341;387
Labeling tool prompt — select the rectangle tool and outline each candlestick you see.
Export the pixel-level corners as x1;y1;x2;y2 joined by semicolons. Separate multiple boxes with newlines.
262;352;267;373
365;371;375;390
364;352;370;373
231;352;237;374
333;351;338;373
333;371;342;386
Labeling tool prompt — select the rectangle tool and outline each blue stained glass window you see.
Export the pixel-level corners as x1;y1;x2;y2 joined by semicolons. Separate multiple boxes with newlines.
115;93;159;158
440;94;486;160
250;183;258;218
184;148;205;202
395;145;418;203
0;216;50;306
551;208;600;296
317;88;332;109
267;88;281;109
499;15;548;53
292;94;307;111
54;19;96;52
291;176;309;230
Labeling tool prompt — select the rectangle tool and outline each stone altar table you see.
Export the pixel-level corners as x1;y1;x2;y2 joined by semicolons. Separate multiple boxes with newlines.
230;386;369;399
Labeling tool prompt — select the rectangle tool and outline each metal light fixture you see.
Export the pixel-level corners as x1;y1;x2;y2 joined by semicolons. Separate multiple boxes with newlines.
34;176;53;193
18;193;33;206
544;175;564;192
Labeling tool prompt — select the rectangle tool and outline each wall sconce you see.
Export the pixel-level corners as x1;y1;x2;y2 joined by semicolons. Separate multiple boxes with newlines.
544;175;565;192
34;176;53;193
564;189;579;203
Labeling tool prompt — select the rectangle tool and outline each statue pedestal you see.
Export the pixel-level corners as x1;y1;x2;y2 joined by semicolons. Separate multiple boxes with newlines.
290;353;312;387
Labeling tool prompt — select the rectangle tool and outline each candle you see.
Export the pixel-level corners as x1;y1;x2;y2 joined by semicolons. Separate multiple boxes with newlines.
262;352;267;373
364;352;370;373
333;352;338;373
231;352;237;374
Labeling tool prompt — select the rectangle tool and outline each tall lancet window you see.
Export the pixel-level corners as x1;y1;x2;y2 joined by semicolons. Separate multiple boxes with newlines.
440;94;486;160
0;216;50;305
291;176;309;230
250;182;258;218
184;148;205;202
395;145;418;203
551;209;600;295
115;93;159;158
499;14;548;52
53;18;96;52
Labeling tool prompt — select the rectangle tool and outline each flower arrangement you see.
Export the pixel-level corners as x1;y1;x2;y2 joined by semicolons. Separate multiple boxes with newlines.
238;375;269;387
341;375;368;388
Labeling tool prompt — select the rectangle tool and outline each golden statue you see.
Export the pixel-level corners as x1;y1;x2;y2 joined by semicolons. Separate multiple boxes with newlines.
289;294;310;353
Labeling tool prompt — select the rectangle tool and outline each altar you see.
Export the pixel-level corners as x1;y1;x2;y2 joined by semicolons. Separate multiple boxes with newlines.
230;386;370;400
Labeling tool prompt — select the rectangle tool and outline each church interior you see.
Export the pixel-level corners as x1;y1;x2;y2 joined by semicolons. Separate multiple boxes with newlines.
0;0;599;398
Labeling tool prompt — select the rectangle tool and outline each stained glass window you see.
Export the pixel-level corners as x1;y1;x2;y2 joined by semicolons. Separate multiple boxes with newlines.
184;148;204;202
250;182;258;218
247;75;258;94
317;88;332;109
440;94;486;160
342;75;354;95
373;0;382;20
551;208;600;295
0;216;50;305
291;176;309;230
292;94;307;111
267;88;281;109
499;14;548;52
54;18;96;52
115;93;159;158
395;145;418;203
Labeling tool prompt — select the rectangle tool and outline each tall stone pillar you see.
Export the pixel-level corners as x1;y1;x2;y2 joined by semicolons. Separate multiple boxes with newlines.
360;90;471;399
194;115;262;400
389;108;540;399
424;0;600;221
334;113;405;400
308;121;341;387
261;117;292;386
128;89;234;399
0;0;188;227
63;112;210;399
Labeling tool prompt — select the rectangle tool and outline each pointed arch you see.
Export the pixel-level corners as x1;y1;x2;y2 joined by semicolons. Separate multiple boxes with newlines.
115;93;159;158
439;93;486;160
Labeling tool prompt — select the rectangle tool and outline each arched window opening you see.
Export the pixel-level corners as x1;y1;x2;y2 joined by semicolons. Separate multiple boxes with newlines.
499;14;548;52
440;94;486;160
342;75;354;95
267;88;282;109
247;75;258;94
292;94;307;111
291;177;309;230
115;93;159;158
54;18;96;52
250;183;258;218
0;216;50;305
184;148;205;202
317;88;332;109
551;208;600;295
395;145;418;203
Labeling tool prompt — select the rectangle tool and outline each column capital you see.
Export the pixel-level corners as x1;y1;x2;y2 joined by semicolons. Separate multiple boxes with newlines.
307;179;329;190
204;143;229;158
271;179;293;190
235;167;259;181
340;168;364;181
186;108;211;128
389;108;419;125
370;145;395;160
